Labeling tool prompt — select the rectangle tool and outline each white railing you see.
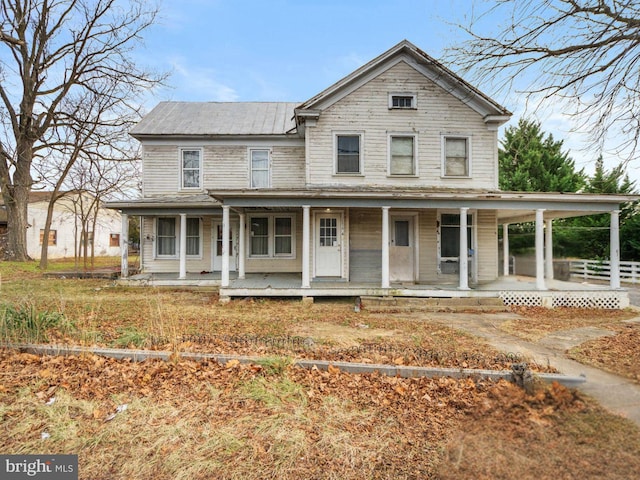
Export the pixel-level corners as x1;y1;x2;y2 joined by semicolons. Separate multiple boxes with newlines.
570;259;640;284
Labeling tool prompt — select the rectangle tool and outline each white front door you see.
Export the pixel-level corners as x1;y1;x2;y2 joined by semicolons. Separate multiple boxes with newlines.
212;221;237;272
315;214;342;277
390;216;415;282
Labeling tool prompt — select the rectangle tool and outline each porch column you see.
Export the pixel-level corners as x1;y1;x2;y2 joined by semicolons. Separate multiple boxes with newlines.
545;219;554;280
535;209;546;290
238;212;246;280
381;206;390;288
179;213;187;280
502;223;509;276
120;213;129;278
221;205;230;287
610;209;621;289
459;207;469;290
302;206;311;288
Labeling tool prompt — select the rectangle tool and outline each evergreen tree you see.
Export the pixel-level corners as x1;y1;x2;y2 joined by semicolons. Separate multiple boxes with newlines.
499;119;585;192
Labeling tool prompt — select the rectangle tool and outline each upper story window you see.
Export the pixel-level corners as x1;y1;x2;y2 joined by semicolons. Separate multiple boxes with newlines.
442;136;471;177
389;93;417;109
389;135;416;176
335;134;362;174
181;148;202;189
250;149;271;188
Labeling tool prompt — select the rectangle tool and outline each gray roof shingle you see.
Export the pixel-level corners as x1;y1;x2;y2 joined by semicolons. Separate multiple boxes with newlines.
130;102;298;137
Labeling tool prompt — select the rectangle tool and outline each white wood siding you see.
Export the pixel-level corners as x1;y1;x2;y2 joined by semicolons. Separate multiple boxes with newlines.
142;144;305;196
306;62;499;189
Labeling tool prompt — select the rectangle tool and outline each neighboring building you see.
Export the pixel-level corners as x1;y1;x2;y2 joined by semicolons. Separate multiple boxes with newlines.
108;40;636;307
1;191;122;260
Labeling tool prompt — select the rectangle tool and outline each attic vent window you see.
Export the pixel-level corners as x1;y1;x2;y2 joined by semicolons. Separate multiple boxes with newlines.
389;93;416;109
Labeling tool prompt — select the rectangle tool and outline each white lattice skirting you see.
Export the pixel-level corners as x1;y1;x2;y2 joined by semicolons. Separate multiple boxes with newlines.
499;291;628;309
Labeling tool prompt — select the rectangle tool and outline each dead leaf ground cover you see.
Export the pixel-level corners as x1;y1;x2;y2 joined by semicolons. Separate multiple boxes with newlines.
2;351;640;479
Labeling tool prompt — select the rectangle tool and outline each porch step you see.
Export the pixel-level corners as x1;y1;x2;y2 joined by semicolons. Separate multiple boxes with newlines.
360;296;509;313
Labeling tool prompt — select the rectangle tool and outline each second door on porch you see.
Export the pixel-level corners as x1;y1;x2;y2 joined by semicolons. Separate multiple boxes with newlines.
212;221;237;271
390;216;416;282
315;214;342;277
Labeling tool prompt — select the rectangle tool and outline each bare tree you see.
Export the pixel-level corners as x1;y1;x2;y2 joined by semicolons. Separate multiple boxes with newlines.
0;0;164;261
445;0;640;160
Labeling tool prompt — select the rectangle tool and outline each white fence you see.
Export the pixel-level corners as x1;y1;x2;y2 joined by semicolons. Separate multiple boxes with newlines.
570;259;640;284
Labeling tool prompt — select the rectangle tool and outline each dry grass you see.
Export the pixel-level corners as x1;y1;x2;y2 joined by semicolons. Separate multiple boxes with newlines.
499;306;637;342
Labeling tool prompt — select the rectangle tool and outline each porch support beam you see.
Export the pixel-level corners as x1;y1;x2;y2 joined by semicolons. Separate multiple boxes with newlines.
120;213;129;278
459;207;469;290
545;219;554;280
535;209;546;290
221;205;230;287
381;206;390;288
238;212;246;280
502;223;509;276
179;213;187;280
610;209;621;289
302;205;311;288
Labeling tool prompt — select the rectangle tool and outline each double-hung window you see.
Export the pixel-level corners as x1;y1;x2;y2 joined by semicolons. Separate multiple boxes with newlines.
157;217;176;256
249;215;294;258
443;136;471;177
181;148;202;189
186;217;201;256
250;149;270;188
335;134;361;174
389;135;416;175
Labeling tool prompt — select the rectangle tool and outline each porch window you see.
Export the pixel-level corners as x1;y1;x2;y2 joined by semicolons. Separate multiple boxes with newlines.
181;148;201;189
336;134;361;174
157;217;176;256
439;213;473;273
250;149;270;188
250;217;269;256
249;214;295;258
186;217;201;256
443;136;470;177
389;135;416;175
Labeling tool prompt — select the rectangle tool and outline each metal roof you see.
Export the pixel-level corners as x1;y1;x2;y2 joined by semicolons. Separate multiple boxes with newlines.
130;102;298;137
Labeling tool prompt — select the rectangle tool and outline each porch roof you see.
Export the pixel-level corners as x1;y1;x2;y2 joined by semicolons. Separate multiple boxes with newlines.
106;194;221;216
209;187;638;222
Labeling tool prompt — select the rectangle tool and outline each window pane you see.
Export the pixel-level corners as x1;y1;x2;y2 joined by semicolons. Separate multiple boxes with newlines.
445;138;468;176
186;218;200;255
395;221;410;247
182;150;200;169
275;217;291;235
275;237;291;255
251;218;268;236
337;135;360;173
186;218;199;236
251;170;268;188
251;237;268;255
390;136;414;175
157;218;176;256
251;150;269;167
157;218;175;236
441;226;460;257
183;170;200;188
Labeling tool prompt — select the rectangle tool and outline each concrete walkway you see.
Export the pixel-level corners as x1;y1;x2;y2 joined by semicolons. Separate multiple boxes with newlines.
429;312;640;426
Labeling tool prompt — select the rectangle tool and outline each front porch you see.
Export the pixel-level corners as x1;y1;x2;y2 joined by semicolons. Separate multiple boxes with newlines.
117;272;629;309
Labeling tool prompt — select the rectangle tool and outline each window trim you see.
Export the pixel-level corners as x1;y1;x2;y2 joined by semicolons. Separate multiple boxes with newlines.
180;147;203;191
441;135;472;178
39;229;57;246
388;92;417;110
248;214;296;259
249;148;271;188
334;132;364;176
387;133;418;177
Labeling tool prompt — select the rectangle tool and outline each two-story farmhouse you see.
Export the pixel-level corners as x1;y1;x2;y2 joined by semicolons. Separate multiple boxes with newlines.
109;40;635;308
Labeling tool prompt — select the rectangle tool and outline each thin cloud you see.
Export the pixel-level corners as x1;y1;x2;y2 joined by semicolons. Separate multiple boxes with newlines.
168;58;238;102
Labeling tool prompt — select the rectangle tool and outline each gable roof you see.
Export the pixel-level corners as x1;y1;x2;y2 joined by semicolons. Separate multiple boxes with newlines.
295;39;511;126
130;102;299;138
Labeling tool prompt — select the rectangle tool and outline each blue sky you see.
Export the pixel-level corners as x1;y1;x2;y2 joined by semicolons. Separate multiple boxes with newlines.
137;0;638;183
